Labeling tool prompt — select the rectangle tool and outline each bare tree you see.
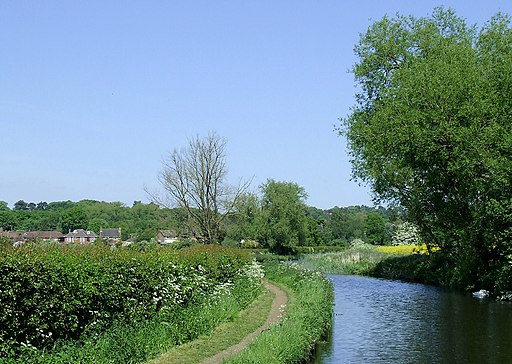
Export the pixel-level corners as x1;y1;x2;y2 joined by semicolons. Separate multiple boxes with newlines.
152;132;250;243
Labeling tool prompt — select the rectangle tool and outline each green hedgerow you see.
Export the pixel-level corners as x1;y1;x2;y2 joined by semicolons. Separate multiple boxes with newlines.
0;243;251;357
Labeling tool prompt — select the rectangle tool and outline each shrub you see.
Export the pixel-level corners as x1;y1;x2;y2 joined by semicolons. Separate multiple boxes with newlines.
391;221;422;246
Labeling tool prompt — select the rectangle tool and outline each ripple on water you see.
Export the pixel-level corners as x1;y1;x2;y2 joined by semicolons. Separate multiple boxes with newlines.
312;275;512;364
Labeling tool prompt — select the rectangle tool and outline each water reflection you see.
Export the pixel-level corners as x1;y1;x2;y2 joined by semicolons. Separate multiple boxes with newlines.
313;275;512;363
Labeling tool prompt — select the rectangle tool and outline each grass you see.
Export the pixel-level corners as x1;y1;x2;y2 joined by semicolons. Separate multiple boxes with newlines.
225;263;334;364
146;283;275;364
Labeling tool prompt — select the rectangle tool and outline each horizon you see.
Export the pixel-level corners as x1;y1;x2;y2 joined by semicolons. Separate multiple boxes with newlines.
0;197;381;211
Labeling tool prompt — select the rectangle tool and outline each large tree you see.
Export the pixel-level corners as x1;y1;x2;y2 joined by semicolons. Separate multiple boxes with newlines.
154;132;250;243
364;212;387;245
341;8;512;288
259;179;308;254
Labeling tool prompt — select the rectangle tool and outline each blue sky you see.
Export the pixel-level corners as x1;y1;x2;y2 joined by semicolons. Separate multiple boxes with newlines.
1;1;511;209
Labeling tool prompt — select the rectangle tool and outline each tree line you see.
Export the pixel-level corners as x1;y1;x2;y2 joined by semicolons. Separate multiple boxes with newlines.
0;196;404;251
149;132;408;253
0;200;185;242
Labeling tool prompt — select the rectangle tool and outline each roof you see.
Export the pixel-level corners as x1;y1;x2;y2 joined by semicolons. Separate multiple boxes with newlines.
0;230;25;241
23;231;65;239
66;229;97;238
100;228;120;238
158;229;177;238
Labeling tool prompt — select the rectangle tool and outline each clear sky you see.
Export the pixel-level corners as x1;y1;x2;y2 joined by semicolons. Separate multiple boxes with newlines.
2;1;511;209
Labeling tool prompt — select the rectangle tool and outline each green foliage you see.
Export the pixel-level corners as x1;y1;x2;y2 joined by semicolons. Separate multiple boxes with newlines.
0;244;251;357
342;7;512;289
364;212;387;245
2;196;402;251
7;261;263;364
14;200;28;211
322;205;397;246
0;200;187;243
370;254;444;285
0;211;17;231
59;206;88;232
224;193;264;243
305;216;324;245
86;218;108;234
259;179;308;254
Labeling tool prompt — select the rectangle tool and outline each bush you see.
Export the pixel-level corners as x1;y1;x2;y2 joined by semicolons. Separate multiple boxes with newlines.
240;239;261;249
350;238;373;250
221;238;240;248
330;238;349;247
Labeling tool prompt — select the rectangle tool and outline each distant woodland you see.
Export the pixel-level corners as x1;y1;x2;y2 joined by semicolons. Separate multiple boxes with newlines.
0;199;403;248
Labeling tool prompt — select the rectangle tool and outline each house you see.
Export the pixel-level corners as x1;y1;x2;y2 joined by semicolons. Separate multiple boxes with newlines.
100;227;122;242
0;230;25;243
0;230;65;243
65;229;97;244
23;230;65;242
157;229;178;244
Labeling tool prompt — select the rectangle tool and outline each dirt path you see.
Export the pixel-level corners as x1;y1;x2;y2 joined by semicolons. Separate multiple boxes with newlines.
199;281;288;364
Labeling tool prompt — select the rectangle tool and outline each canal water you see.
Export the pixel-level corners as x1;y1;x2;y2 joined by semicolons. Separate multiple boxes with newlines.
312;275;512;363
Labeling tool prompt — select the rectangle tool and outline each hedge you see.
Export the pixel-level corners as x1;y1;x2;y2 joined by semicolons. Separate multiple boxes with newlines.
0;243;250;356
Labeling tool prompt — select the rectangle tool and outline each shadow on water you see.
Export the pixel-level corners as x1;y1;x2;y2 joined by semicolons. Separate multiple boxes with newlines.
309;319;334;363
310;275;512;364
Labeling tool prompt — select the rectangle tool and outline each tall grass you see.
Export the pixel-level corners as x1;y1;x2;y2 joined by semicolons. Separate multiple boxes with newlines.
225;263;334;364
297;246;390;275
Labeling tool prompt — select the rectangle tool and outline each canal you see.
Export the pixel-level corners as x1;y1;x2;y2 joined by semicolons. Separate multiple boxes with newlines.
312;275;512;363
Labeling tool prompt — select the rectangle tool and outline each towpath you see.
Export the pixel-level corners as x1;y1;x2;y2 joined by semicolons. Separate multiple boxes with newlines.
147;280;288;364
200;281;288;363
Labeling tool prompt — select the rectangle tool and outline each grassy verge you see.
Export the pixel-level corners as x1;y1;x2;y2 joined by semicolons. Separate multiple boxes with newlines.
225;263;334;364
147;283;275;364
